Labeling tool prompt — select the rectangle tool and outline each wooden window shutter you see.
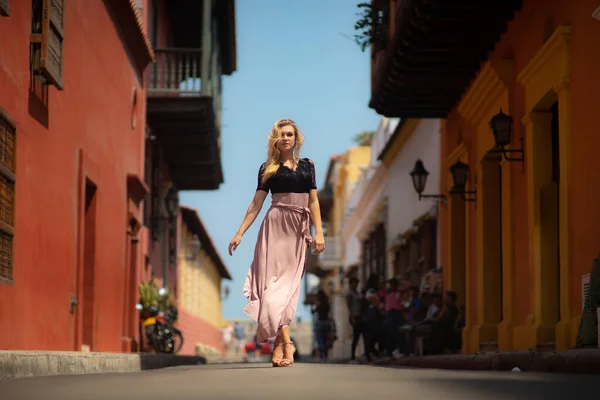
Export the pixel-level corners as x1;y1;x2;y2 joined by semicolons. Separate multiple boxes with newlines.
0;0;9;17
31;0;65;89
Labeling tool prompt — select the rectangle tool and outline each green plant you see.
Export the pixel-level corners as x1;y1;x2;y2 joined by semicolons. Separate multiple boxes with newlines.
353;2;386;52
353;130;375;146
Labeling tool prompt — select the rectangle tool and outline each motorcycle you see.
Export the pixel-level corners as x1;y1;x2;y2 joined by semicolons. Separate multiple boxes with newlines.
161;305;183;353
136;288;184;353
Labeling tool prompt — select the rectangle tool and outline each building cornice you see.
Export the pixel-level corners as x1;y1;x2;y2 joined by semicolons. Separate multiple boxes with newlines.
457;60;514;126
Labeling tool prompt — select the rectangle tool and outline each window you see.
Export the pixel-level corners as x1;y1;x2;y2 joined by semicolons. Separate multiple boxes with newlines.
30;0;65;90
0;108;16;283
0;0;10;16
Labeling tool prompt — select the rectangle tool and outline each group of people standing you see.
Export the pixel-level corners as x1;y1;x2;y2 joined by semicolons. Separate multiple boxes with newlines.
345;273;463;363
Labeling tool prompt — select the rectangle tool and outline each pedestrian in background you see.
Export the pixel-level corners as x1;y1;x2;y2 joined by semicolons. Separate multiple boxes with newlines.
312;290;331;362
345;277;363;364
221;323;233;354
362;273;381;363
233;321;245;354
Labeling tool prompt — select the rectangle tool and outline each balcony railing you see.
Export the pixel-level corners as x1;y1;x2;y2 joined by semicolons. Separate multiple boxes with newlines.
148;48;203;95
312;236;342;270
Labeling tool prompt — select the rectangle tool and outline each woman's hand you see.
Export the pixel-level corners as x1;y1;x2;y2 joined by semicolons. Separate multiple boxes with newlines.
313;232;325;254
228;233;243;256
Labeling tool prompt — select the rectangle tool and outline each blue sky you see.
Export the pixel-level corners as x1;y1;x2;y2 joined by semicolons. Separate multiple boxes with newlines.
180;0;381;322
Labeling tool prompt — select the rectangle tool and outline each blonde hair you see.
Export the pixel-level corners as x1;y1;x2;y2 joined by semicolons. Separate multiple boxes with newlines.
261;118;305;184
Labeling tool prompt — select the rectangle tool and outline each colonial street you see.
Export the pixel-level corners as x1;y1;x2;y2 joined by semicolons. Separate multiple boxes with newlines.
1;363;599;400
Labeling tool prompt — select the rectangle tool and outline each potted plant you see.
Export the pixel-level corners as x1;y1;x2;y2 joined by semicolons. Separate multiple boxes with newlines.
138;280;159;309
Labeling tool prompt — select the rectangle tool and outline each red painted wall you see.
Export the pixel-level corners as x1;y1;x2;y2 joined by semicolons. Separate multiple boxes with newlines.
0;1;147;351
177;309;224;356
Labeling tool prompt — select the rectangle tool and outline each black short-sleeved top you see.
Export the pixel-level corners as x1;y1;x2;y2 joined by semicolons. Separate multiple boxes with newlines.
257;158;317;194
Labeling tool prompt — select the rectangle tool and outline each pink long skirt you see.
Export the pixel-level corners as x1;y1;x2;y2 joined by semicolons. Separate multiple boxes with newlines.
243;192;312;343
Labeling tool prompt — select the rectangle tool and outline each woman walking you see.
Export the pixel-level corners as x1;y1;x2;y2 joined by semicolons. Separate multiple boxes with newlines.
228;119;325;367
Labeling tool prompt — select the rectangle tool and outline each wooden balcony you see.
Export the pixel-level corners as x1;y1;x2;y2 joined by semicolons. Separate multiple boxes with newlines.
146;48;222;190
369;0;522;118
148;48;203;96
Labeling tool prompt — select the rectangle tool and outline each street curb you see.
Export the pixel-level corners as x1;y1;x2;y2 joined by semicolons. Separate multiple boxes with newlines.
373;350;600;374
0;351;206;380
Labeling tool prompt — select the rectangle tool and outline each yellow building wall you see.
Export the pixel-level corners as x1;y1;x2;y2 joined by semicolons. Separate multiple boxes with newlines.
319;146;371;294
333;146;371;236
439;3;600;351
179;225;224;329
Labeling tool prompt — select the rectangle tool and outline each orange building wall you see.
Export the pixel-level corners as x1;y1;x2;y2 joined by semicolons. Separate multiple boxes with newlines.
0;1;147;351
439;0;600;351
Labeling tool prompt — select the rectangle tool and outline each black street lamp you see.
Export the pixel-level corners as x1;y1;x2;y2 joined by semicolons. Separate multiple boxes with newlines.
410;159;446;202
449;160;476;202
489;109;524;163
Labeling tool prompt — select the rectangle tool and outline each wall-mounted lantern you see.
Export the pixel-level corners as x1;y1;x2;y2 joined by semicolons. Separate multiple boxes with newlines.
449;160;476;202
489;109;524;163
410;159;446;203
166;187;179;220
186;234;202;262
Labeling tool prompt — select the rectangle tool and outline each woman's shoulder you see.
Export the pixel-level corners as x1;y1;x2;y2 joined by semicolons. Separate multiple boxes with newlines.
301;157;314;165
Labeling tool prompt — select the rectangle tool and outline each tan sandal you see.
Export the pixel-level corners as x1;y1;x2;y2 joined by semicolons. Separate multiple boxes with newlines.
280;342;296;367
271;337;284;367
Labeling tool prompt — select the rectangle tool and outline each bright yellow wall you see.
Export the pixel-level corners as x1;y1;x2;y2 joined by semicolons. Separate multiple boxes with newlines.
179;225;224;329
333;146;371;236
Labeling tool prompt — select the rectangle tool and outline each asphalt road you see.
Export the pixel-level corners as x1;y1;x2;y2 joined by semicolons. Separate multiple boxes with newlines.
1;362;599;400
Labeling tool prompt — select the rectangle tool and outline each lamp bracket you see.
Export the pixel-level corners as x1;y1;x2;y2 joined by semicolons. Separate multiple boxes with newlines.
418;193;447;207
449;189;477;203
489;137;525;169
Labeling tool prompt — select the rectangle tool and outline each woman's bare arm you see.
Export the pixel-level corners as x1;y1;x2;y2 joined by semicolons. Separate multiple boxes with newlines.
228;190;268;255
308;189;323;235
237;190;268;236
309;189;325;254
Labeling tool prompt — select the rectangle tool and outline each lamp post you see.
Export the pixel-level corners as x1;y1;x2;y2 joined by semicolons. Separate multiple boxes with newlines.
449;160;476;202
488;109;524;164
410;159;446;203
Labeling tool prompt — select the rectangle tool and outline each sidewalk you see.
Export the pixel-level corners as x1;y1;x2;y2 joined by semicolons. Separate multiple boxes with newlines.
0;351;206;380
371;349;600;374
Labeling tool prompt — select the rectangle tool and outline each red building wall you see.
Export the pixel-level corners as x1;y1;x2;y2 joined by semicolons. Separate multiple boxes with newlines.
177;309;224;356
0;1;147;351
